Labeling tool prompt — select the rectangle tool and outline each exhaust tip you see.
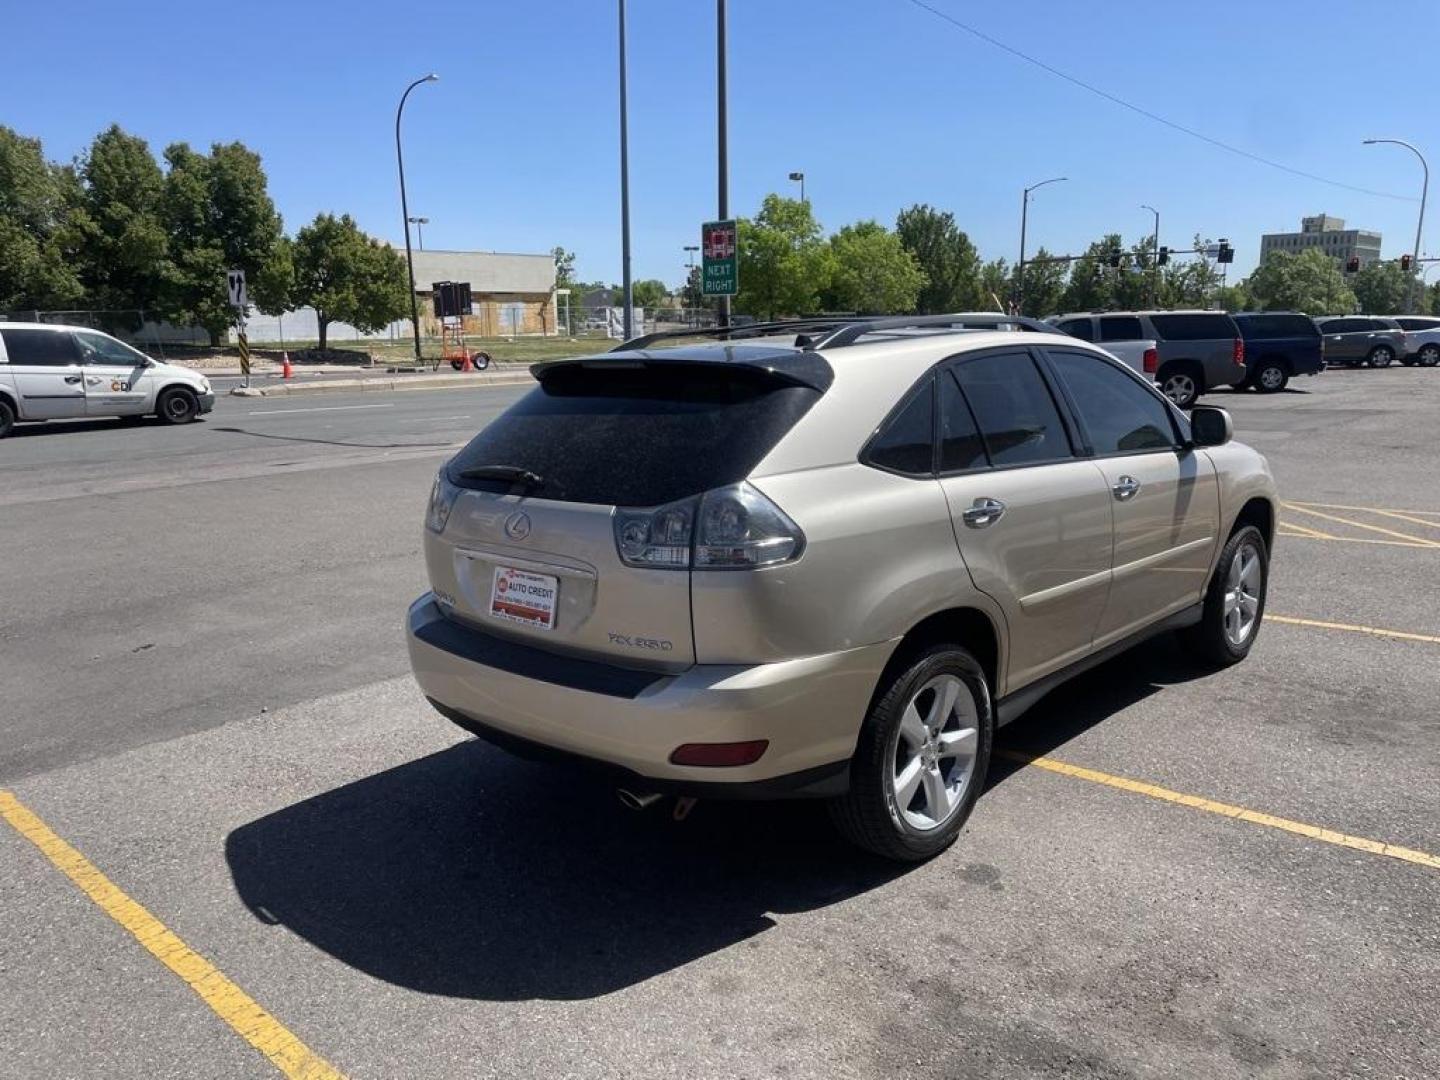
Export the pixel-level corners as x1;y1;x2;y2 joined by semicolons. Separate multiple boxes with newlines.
616;788;663;811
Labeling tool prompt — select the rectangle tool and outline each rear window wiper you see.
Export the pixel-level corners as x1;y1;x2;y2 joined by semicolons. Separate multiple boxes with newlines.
454;464;545;489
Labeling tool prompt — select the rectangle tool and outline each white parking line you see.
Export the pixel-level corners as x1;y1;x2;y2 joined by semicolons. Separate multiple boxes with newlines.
247;404;397;416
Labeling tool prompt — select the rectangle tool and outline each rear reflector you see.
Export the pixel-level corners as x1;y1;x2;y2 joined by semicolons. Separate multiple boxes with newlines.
1233;337;1246;366
1143;347;1158;374
669;740;769;767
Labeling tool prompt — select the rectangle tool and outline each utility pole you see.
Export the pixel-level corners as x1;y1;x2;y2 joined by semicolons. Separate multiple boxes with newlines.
619;0;634;339
716;0;730;329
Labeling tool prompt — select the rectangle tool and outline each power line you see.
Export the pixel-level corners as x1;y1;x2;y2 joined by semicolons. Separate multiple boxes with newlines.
900;0;1419;204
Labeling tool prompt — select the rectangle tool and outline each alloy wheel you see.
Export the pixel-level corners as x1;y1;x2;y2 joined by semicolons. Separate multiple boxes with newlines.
1223;542;1263;647
1163;373;1197;407
887;674;979;831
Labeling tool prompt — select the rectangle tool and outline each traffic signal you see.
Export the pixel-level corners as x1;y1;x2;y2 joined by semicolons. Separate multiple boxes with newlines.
1108;250;1122;268
1346;256;1361;273
1401;254;1413;272
1216;240;1234;264
1157;246;1170;266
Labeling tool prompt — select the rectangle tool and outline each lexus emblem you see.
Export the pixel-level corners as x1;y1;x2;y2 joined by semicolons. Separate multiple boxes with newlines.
504;511;531;541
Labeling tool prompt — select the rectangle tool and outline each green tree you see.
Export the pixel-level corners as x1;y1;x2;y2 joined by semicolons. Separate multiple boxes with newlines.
977;258;1011;311
1350;259;1415;314
1016;247;1067;317
1212;282;1252;312
291;213;410;351
823;220;926;314
162;140;287;342
1060;236;1123;312
551;246;577;287
72;125;170;326
894;204;982;313
1244;248;1355;314
733;194;832;319
0;126;85;312
631;278;669;310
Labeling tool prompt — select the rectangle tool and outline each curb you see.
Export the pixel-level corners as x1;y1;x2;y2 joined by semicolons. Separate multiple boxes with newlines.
234;373;536;397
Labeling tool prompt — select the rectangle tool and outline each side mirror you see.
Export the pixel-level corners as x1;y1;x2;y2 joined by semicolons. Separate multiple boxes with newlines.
1189;405;1233;447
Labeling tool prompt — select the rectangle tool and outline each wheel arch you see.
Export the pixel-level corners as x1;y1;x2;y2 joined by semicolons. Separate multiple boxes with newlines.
1254;351;1292;374
880;606;1003;702
1156;357;1206;389
1231;496;1275;552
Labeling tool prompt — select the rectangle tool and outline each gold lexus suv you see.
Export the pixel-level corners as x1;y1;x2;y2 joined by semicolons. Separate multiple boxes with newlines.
408;315;1276;861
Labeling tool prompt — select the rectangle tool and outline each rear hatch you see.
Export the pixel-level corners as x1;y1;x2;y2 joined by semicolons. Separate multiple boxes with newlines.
431;353;825;671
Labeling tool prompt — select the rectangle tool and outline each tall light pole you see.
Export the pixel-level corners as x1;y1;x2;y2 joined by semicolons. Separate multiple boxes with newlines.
788;171;806;204
1017;176;1066;314
407;216;429;251
1364;138;1429;312
618;0;634;340
1141;204;1160;307
716;0;730;330
396;73;438;365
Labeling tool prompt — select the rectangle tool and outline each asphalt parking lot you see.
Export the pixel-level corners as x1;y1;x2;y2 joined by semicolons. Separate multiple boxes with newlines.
2;368;1438;1079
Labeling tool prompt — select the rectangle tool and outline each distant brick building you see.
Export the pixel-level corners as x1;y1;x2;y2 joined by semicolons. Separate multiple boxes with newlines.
408;249;557;336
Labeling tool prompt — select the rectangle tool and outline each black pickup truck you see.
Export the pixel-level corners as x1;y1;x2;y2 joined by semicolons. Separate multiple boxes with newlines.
1231;312;1325;393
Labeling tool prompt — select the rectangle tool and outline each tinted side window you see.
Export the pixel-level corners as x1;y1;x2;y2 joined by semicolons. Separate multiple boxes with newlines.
1368;319;1400;332
1322;318;1363;334
938;370;988;472
1048;351;1176;455
1099;316;1144;342
1396;317;1440;331
1238;314;1318;339
1149;314;1237;340
1;328;81;366
953;351;1072;468
75;331;146;365
1055;318;1094;342
864;377;934;476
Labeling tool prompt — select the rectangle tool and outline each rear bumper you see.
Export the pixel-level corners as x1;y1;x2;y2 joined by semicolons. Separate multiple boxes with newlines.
406;594;895;795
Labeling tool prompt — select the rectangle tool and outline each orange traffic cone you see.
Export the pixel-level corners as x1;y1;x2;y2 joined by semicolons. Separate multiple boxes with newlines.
281;352;293;379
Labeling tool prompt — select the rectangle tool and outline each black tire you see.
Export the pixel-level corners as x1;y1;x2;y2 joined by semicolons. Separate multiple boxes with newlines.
1158;364;1202;408
1181;525;1268;667
829;644;993;862
470;351;492;371
0;396;14;439
1366;345;1394;368
1252;359;1288;393
1417;344;1440;367
156;387;199;425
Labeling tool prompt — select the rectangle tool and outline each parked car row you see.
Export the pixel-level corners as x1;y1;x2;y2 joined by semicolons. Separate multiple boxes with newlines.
1048;309;1439;407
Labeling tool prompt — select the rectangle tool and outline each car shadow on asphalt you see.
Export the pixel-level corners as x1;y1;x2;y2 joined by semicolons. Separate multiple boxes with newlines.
210;425;454;450
225;739;906;1001
5;416;168;437
989;634;1210;786
224;635;1209;1001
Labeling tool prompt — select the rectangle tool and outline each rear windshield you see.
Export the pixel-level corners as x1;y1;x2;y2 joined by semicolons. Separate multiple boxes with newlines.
447;366;821;506
1235;314;1319;339
1148;314;1236;340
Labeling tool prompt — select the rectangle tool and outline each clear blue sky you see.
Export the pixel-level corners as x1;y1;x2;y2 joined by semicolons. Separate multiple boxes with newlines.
5;0;1438;287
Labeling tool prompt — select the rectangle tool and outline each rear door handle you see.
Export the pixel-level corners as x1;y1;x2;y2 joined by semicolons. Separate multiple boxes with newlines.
962;497;1006;529
63;375;82;384
1112;475;1141;501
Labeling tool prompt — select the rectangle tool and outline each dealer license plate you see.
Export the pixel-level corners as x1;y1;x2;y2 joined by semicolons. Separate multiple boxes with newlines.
489;567;558;630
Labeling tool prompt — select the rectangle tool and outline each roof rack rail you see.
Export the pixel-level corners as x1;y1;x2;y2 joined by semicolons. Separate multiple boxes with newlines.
612;312;1053;353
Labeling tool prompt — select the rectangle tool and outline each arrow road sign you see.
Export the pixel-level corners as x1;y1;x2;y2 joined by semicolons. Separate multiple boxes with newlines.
226;270;247;310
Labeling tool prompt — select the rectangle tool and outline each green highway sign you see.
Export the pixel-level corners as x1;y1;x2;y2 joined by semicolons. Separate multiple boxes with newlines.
701;220;739;296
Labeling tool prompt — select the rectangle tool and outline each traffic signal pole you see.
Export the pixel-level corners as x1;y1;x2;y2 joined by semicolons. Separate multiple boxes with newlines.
717;0;730;329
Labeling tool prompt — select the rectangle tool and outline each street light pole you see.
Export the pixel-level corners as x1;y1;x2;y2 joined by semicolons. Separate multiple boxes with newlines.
1017;176;1066;315
788;171;805;204
1141;204;1160;307
1364;138;1429;312
717;0;730;330
619;0;634;340
396;73;437;365
407;216;429;251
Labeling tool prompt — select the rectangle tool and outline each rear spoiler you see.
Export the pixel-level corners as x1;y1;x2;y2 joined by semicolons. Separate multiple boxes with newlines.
531;347;835;392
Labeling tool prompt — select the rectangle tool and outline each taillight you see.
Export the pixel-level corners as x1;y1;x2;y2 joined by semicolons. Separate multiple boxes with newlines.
1233;337;1245;366
1143;347;1158;374
425;469;461;534
613;482;804;571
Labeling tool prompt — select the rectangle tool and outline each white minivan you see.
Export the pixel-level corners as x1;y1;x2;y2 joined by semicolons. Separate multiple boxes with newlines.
0;322;214;438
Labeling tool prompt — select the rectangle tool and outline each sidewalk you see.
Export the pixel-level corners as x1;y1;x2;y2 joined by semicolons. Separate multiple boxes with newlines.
224;367;536;397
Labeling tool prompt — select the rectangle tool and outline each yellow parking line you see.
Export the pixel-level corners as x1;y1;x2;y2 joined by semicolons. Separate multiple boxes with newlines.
1276;520;1335;539
996;751;1440;871
1273;531;1433;549
1267;614;1440;645
0;791;345;1080
1288;500;1440;519
1281;502;1440;548
1370;508;1440;531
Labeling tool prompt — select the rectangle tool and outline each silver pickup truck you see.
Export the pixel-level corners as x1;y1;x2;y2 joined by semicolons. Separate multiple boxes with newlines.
1094;338;1159;379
